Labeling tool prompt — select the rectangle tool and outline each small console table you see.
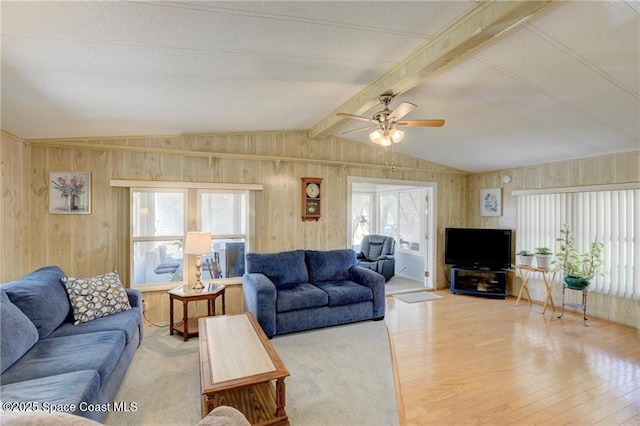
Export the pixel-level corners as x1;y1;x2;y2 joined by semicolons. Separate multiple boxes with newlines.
169;283;226;341
515;265;557;313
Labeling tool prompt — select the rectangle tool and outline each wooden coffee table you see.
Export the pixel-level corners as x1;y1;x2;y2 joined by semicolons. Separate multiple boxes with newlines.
199;313;289;425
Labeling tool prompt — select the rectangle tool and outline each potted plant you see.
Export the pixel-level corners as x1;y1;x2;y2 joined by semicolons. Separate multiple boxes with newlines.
554;224;604;289
534;247;553;269
516;250;535;266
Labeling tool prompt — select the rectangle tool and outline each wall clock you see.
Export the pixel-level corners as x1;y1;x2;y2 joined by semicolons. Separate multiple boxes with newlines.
301;177;323;221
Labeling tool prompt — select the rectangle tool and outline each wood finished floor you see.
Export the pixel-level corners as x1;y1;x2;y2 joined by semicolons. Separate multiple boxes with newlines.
385;290;640;425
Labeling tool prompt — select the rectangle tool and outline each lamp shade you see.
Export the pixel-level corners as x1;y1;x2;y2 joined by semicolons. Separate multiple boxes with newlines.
370;126;403;146
378;130;392;147
391;129;404;143
369;129;382;144
184;232;211;255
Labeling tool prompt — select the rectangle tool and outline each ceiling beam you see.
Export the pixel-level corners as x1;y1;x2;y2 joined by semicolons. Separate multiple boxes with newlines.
308;0;555;139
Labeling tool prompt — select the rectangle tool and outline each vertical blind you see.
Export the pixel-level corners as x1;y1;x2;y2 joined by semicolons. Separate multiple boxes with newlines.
516;189;638;299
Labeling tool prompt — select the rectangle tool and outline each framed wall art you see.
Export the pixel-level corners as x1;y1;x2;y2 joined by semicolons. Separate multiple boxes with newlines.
49;171;91;214
480;187;501;217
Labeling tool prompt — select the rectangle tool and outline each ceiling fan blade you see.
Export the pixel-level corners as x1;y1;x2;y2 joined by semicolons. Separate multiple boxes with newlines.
398;119;445;127
336;112;375;123
388;102;417;121
342;125;377;135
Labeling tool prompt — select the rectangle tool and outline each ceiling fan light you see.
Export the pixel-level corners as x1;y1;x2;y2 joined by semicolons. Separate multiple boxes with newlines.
391;129;404;143
379;130;392;146
369;129;382;144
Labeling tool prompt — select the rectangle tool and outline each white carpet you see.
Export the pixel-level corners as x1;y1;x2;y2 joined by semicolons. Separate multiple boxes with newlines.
107;320;398;426
385;275;425;295
271;320;399;426
107;327;201;426
393;291;443;303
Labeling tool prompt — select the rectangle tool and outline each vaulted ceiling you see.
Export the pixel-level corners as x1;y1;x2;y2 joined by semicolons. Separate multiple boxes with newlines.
2;1;639;173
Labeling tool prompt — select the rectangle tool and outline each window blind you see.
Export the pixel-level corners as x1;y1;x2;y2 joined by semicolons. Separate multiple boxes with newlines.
516;189;638;299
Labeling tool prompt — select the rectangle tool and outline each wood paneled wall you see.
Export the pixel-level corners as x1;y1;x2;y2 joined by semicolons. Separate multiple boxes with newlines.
467;152;640;328
2;130;638;327
2;131;468;321
1;132;29;281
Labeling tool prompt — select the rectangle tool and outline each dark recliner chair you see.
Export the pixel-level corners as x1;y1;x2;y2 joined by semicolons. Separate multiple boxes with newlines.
357;234;396;282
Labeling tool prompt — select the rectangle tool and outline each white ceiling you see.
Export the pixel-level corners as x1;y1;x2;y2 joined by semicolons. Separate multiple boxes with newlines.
2;1;639;173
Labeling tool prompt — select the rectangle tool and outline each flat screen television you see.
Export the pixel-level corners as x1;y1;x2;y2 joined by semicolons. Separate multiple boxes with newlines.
444;228;512;270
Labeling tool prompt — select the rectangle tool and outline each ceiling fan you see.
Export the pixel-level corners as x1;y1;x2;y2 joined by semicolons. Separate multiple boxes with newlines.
337;93;444;146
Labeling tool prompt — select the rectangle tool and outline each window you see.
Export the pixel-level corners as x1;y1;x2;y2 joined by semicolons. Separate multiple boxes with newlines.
351;193;372;248
379;193;397;237
516;188;638;299
199;191;248;279
201;192;246;235
122;181;260;289
131;190;186;286
397;190;422;253
379;190;422;253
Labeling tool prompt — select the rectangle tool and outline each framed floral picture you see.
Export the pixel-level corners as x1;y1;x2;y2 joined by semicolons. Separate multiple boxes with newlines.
49;171;91;214
480;188;501;217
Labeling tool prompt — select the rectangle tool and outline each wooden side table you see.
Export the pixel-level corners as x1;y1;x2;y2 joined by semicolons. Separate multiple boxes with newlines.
169;283;226;341
515;265;557;313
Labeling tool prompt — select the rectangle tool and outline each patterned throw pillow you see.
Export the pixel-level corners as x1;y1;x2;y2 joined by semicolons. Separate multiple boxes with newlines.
62;271;131;325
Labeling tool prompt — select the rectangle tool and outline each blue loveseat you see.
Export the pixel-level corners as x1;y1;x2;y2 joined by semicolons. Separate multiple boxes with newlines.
242;249;385;338
0;266;143;422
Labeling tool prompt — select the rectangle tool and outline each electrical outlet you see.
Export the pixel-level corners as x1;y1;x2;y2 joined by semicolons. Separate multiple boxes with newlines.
142;300;148;312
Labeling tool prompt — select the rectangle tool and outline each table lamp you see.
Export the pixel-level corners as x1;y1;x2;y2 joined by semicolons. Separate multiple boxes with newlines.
184;231;212;290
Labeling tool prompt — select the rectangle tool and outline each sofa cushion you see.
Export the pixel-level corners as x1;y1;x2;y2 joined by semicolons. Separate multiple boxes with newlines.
0;370;101;416
305;249;357;283
62;271;131;325
48;306;141;343
314;281;373;306
3;266;70;339
0;330;126;385
0;291;40;374
246;250;309;289
276;283;329;313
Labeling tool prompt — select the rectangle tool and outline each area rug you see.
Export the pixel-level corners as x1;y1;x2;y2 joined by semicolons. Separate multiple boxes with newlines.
107;326;201;426
107;321;398;425
271;320;398;425
394;291;443;303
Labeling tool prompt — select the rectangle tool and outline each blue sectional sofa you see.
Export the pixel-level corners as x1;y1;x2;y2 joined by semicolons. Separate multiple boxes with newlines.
242;249;385;338
0;266;143;423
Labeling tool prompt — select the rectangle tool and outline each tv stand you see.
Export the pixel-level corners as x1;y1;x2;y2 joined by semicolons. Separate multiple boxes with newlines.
450;267;507;299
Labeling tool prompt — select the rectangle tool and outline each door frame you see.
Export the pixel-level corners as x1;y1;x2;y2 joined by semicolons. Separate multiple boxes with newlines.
347;176;437;289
